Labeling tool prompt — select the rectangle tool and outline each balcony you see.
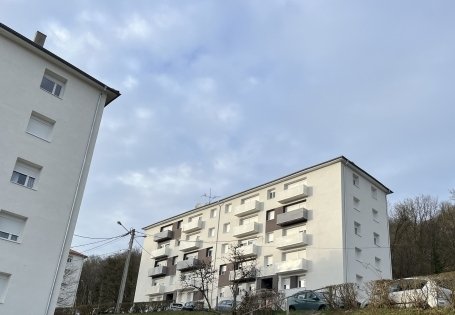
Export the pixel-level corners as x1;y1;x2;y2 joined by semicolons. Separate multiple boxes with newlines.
176;257;201;271
182;220;203;233
277;185;310;204
235;200;263;217
237;244;259;258
151;246;171;259
276;233;309;250
233;222;260;238
229;268;257;282
276;208;308;226
148;266;168;278
148;284;164;295
179;239;202;252
276;259;308;274
260;265;276;277
154;230;173;242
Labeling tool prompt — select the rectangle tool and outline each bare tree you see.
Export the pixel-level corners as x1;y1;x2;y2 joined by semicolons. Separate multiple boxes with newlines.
224;243;258;312
179;259;217;310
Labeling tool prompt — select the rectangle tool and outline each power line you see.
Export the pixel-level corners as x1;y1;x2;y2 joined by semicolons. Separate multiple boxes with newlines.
78;235;128;254
71;233;128;248
74;233;125;240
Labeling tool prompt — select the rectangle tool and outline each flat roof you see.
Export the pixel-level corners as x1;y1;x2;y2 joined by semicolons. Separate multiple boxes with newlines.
0;23;120;105
143;156;393;230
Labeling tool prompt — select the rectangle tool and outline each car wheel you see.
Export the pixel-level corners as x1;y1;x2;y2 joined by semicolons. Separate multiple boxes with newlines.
319;305;327;310
289;306;296;311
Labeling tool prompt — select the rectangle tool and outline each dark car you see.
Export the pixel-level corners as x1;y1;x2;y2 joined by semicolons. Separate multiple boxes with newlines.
216;299;234;312
288;290;328;311
182;301;196;311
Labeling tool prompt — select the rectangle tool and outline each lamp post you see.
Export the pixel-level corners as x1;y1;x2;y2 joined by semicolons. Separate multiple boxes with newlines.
115;221;135;313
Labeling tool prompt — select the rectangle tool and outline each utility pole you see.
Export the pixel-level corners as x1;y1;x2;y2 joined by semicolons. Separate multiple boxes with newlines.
115;227;135;313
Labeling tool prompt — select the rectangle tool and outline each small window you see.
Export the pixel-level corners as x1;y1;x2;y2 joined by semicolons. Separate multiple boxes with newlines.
355;247;361;258
40;70;66;97
372;208;379;221
26;111;55;142
374;233;380;246
371;186;378;199
177;220;183;229
219;265;227;275
206;247;213;257
353;174;359;187
160;224;173;232
210;208;217;218
172;256;178;265
0;210;27;243
354;221;361;236
266;210;275;221
221;243;228;254
282;277;290;290
298;276;305;288
225;204;232;213
353;197;360;211
267;189;276;200
0;272;11;303
154;259;167;267
223;223;230;233
266;232;274;243
208;228;215;237
375;257;381;269
356;274;363;285
264;255;273;266
10;159;41;189
67;256;73;263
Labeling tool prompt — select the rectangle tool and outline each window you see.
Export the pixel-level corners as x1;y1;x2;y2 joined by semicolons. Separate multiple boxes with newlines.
10;159;41;189
0;211;27;242
375;257;381;269
356;274;363;285
208;228;215;237
284;201;306;213
225;204;232;213
172;256;178;265
210;208;217;218
206;247;213;257
221;243;228;254
353;197;360;211
371;186;378;199
219;265;227;275
160;224;172;232
355;247;361;258
26;111;55;141
266;232;274;243
282;277;290;290
67;256;73;263
374;233;380;246
154;259;167;267
353;174;359;187
372;208;379;222
264;255;273;267
239;238;255;247
158;242;170;249
298;276;306;288
266;210;275;221
177;220;183;229
354;222;361;236
189;214;202;222
267;189;276;200
0;272;11;303
223;223;230;233
40;70;66;97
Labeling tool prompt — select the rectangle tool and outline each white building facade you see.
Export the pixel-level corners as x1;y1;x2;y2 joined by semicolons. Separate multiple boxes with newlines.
0;24;119;315
134;157;393;305
57;250;87;308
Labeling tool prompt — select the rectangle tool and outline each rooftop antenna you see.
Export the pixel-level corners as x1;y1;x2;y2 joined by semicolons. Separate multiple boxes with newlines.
201;188;220;205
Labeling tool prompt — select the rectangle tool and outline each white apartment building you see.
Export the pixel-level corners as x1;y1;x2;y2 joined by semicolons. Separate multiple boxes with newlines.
134;157;393;306
57;250;87;308
0;24;120;315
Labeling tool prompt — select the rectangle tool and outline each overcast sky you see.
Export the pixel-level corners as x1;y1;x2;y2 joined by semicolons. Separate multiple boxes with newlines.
2;0;455;256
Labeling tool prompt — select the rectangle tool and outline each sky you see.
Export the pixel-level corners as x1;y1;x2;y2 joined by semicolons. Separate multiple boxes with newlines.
2;0;455;256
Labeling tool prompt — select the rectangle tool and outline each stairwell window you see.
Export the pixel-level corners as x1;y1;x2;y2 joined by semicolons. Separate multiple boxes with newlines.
0;210;27;243
354;221;361;236
374;233;380;246
40;70;66;98
11;159;42;189
26;111;55;142
353;174;359;187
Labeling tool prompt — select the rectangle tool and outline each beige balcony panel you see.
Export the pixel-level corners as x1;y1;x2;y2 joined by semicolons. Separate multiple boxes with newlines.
260;265;276;277
276;233;309;250
276;208;308;226
229;268;257;282
179;239;202;252
151;246;171;259
148;265;168;278
276;259;308;274
148;284;165;295
234;200;263;217
277;185;310;204
176;257;201;271
182;220;203;233
238;244;259;257
233;222;260;238
153;229;173;242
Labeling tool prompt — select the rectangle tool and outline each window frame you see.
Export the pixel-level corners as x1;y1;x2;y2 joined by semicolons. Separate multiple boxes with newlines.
266;210;275;221
40;70;66;98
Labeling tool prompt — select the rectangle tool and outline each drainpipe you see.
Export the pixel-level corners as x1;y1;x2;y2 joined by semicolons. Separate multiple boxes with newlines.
342;159;349;284
45;89;105;315
211;200;224;309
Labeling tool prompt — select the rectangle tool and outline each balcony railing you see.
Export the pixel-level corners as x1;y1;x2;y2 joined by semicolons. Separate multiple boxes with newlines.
276;233;309;250
179;239;202;252
229;268;257;282
237;244;259;258
276;208;308;226
148;265;168;278
182;220;203;233
233;222;260;238
148;284;164;295
234;200;263;217
176;257;201;271
276;259;308;274
154;230;173;242
151;246;171;259
277;185;310;204
260;265;276;277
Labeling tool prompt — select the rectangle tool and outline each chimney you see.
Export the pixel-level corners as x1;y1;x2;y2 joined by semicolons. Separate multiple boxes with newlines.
34;31;47;47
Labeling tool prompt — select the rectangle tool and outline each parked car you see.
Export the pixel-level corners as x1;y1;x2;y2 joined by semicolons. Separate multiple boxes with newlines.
182;301;195;311
361;278;452;308
288;290;328;311
216;299;234;311
169;303;183;311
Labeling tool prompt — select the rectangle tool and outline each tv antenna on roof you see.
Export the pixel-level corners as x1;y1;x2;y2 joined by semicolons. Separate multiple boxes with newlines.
201;188;220;205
